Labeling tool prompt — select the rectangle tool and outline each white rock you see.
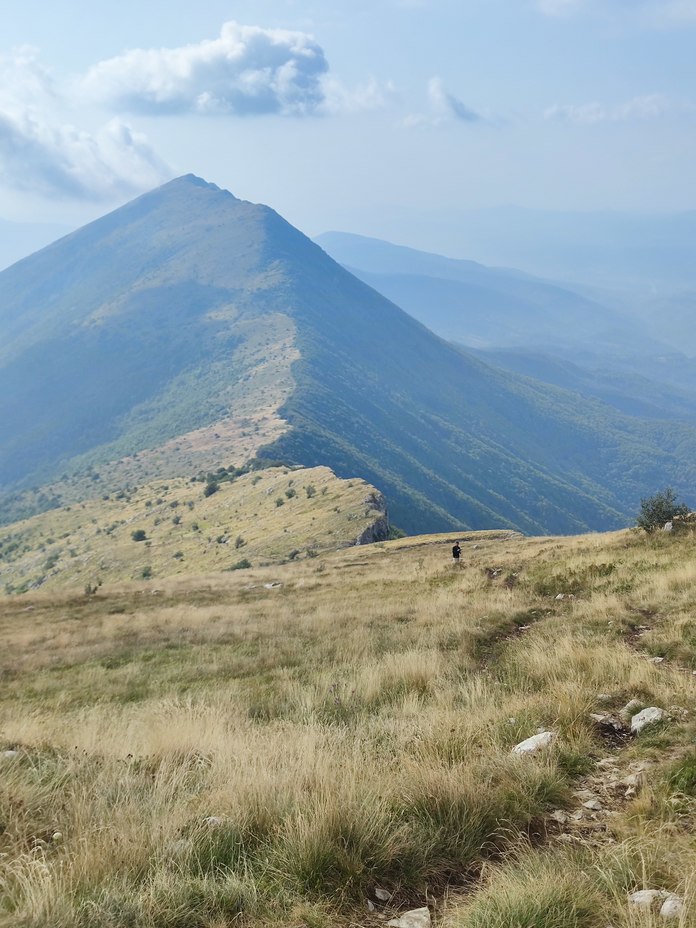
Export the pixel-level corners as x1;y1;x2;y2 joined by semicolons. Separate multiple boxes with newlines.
660;895;684;920
649;656;665;664
555;593;565;600
203;816;225;827
628;890;669;908
549;810;569;824
663;522;673;533
51;832;63;843
1;750;19;760
387;908;431;928
367;900;376;912
583;799;602;811
374;888;391;902
512;731;556;755
631;707;667;734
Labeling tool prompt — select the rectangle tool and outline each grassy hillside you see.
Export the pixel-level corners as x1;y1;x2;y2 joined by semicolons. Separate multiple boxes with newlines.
0;466;387;593
3;174;696;536
2;527;696;926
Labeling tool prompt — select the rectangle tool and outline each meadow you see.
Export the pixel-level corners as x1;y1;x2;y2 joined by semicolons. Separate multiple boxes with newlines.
1;527;696;927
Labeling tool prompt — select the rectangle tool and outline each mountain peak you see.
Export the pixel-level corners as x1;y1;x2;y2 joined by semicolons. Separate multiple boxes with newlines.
160;173;238;200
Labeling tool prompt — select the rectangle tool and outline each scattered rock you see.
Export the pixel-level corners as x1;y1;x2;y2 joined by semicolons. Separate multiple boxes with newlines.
549;810;569;824
203;816;225;827
555;593;565;600
263;582;283;589
583;799;603;811
374;888;391;902
1;750;19;760
628;890;668;909
512;731;556;755
367;900;376;912
660;895;684;920
597;693;612;702
631;707;667;734
387;908;431;928
663;522;673;533
51;832;63;843
649;656;665;664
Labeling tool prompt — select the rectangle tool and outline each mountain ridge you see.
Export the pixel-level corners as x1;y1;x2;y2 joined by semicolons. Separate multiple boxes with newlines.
2;175;695;534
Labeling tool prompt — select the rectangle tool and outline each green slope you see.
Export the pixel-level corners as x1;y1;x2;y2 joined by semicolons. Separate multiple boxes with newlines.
1;175;695;535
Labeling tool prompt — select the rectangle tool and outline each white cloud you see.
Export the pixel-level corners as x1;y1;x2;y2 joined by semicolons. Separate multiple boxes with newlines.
321;77;398;115
82;21;330;116
544;93;691;124
0;48;170;200
428;77;483;122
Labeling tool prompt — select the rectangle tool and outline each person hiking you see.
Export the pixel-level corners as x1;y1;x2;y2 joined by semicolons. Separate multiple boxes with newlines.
452;541;462;567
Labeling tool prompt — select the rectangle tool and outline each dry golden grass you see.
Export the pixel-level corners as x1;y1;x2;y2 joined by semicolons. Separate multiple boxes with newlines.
0;465;384;594
1;528;696;926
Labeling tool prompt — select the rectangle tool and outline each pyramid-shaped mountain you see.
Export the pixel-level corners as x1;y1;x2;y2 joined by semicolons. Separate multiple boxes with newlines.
1;175;695;534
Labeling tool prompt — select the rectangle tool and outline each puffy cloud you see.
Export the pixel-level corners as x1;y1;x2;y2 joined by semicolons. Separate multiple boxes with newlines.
0;47;169;200
0;112;170;200
544;93;691;123
82;21;330;116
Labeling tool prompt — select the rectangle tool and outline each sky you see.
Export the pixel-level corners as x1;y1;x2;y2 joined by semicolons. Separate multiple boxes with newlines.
1;0;696;253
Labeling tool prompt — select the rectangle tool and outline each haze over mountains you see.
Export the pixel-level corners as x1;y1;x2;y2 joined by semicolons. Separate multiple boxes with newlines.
1;175;695;536
317;231;696;425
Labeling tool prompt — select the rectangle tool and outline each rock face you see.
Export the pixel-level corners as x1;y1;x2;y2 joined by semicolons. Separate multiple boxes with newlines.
512;731;556;755
631;707;667;734
355;491;389;545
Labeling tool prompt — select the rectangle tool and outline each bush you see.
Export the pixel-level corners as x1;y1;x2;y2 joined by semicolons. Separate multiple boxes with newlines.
131;529;147;542
637;487;689;533
305;485;316;498
204;480;220;498
235;535;246;549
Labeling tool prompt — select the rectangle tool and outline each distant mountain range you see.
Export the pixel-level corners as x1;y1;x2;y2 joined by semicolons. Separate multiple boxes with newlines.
1;175;695;535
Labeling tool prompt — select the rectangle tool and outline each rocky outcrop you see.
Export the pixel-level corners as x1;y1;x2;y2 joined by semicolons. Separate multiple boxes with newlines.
354;491;389;545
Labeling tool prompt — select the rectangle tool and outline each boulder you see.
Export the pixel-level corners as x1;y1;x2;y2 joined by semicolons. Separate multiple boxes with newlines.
631;707;667;734
512;731;556;755
387;908;431;928
628;890;668;908
660;895;684;920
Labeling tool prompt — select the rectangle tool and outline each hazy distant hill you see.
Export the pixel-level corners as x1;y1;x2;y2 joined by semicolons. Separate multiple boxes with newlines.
315;231;642;352
316;230;696;423
2;175;696;535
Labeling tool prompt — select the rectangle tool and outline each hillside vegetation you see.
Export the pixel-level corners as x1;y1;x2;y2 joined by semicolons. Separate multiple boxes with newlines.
4;174;696;535
2;528;696;926
0;466;386;594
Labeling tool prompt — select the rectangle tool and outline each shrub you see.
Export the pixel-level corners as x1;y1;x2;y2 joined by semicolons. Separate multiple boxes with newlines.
229;558;251;570
131;529;147;542
275;498;284;508
204;480;220;498
305;485;316;498
637;487;689;533
285;488;297;499
235;535;246;549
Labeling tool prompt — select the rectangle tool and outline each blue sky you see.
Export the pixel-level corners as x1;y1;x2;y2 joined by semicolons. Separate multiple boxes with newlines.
1;0;695;252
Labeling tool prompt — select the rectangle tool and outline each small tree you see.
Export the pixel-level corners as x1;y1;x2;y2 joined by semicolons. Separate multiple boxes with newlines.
637;487;689;533
131;529;147;542
203;480;219;498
